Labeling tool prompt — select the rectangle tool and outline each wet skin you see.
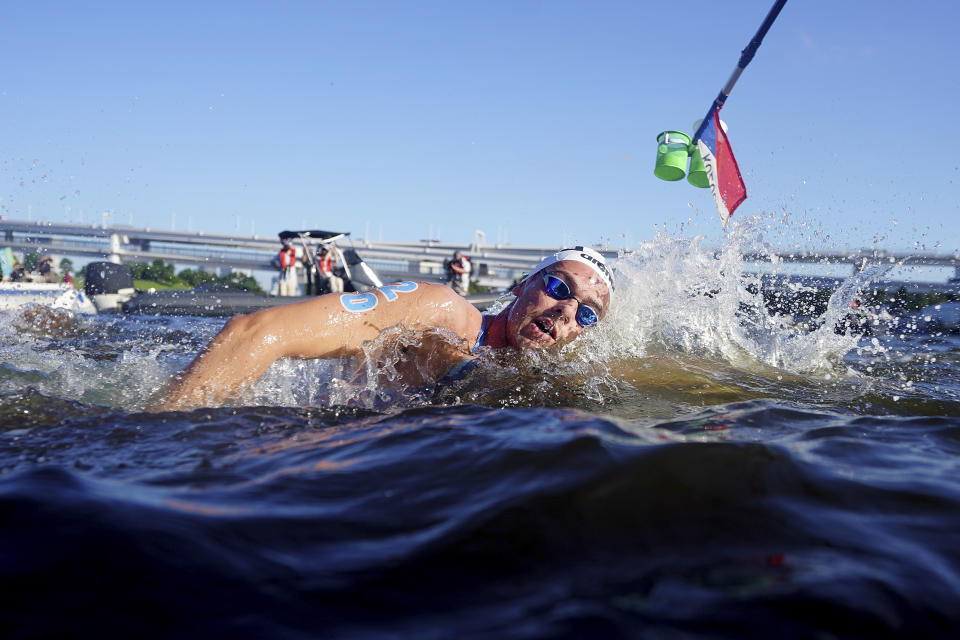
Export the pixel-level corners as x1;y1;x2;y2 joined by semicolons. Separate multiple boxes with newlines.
503;261;611;350
349;261;611;390
155;260;611;410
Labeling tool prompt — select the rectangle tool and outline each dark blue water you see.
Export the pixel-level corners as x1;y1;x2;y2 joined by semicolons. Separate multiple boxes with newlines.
2;243;960;638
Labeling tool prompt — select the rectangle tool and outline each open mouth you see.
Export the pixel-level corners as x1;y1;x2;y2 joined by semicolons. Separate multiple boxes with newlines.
533;317;555;341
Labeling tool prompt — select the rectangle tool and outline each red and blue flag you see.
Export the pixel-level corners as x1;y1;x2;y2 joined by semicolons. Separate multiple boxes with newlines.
696;109;746;228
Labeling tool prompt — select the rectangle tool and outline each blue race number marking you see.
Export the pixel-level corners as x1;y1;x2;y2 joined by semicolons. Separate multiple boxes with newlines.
339;281;418;312
340;292;378;313
379;281;418;301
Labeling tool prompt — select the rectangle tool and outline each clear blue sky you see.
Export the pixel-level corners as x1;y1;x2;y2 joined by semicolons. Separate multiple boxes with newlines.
2;1;958;253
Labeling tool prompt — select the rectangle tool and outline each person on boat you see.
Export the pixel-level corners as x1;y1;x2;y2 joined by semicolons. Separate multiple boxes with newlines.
315;245;344;294
446;250;470;295
154;246;614;411
276;241;298;296
62;270;74;286
10;263;26;282
37;256;59;283
458;252;471;294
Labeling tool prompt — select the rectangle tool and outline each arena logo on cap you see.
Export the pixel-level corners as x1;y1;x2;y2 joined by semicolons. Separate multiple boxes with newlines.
525;246;615;295
577;250;614;290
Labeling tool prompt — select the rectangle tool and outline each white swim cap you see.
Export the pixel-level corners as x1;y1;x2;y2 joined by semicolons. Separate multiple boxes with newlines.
527;246;614;294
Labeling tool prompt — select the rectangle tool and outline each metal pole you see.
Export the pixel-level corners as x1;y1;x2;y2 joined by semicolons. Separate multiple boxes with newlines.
692;0;788;144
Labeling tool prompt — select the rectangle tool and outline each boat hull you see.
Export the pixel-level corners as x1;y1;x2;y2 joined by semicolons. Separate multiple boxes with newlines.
0;283;97;314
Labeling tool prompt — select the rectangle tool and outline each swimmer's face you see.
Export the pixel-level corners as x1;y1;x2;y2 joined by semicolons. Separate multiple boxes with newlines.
506;260;611;349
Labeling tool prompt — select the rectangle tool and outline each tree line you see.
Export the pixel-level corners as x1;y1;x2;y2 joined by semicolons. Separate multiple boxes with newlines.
127;259;265;294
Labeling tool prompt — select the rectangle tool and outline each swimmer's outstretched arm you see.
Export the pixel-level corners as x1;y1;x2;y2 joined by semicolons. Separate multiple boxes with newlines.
151;283;480;411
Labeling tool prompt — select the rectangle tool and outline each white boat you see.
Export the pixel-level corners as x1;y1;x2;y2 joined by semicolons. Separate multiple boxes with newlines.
0;282;97;314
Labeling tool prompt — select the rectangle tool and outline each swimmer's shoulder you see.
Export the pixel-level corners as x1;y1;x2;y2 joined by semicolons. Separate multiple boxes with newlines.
404;281;483;337
410;281;472;302
407;281;480;314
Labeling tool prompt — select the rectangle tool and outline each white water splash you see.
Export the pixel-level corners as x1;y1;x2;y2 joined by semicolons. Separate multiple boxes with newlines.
0;219;908;412
0;307;195;410
576;217;869;377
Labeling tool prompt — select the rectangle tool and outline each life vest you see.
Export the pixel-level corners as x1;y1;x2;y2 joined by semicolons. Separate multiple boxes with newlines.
279;247;296;269
317;253;333;276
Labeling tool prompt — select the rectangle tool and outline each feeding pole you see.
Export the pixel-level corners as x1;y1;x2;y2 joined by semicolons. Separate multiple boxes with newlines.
692;0;789;144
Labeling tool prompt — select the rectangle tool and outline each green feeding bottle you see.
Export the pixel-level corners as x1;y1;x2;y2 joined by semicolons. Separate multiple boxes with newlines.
686;118;710;188
686;145;709;188
653;130;691;181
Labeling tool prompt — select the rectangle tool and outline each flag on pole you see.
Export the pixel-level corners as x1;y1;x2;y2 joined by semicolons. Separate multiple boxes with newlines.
696;109;746;228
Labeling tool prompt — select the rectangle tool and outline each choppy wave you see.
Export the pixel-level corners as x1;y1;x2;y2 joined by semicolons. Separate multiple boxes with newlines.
2;399;959;637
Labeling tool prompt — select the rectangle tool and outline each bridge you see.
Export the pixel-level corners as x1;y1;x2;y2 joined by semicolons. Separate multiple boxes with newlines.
1;219;579;287
2;218;958;292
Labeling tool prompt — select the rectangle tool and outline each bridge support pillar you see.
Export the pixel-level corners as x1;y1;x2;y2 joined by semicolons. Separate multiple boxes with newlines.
108;233;123;264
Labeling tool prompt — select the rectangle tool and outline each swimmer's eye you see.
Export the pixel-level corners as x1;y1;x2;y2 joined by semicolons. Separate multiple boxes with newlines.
541;274;599;327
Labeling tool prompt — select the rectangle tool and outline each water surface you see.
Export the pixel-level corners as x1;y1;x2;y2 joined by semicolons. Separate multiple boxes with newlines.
2;232;958;638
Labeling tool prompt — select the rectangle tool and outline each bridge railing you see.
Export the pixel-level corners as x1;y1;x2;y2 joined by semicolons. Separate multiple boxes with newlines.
3;218;958;287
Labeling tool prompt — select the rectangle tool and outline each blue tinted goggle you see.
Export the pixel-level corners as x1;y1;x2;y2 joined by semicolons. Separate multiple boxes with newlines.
541;273;600;327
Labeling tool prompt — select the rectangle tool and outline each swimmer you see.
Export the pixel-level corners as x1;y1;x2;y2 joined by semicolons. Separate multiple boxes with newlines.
154;247;613;410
